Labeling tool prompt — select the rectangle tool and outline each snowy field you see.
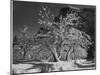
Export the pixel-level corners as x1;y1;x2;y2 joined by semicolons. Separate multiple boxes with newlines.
12;59;95;74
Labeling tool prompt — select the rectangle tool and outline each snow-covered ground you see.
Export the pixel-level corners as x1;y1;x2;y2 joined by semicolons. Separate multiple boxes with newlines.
12;59;95;74
12;64;41;74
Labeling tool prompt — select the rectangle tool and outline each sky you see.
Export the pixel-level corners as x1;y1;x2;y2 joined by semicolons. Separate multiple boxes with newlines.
13;1;64;33
13;1;44;33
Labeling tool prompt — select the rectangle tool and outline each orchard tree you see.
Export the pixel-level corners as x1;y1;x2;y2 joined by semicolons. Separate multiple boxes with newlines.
37;6;92;62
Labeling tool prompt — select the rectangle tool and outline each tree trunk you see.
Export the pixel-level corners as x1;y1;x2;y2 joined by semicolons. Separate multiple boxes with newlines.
67;46;74;61
50;45;61;62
